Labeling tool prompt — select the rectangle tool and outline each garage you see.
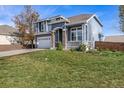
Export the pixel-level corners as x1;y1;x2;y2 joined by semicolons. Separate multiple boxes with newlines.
37;36;51;48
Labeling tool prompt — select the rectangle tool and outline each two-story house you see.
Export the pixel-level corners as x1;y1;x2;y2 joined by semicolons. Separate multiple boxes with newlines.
34;14;103;49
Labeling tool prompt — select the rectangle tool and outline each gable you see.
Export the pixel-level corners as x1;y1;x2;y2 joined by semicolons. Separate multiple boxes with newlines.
87;15;103;27
67;14;93;25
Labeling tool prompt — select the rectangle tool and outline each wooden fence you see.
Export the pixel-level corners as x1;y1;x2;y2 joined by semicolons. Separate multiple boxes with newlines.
95;41;124;51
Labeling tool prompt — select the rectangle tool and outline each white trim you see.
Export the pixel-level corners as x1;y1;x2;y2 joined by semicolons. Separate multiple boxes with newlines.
85;24;88;41
46;21;48;32
70;26;82;42
60;16;70;22
86;14;95;23
86;14;103;27
82;24;84;43
52;27;63;32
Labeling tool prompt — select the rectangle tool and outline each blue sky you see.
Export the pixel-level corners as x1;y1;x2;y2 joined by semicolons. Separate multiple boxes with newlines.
0;5;123;36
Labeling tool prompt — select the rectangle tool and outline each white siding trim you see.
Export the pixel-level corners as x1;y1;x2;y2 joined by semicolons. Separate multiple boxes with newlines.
86;14;103;27
82;24;84;42
38;23;39;32
46;21;48;32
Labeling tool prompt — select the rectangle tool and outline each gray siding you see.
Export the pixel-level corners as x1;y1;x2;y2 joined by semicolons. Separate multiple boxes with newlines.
87;17;103;47
88;17;102;41
51;22;65;30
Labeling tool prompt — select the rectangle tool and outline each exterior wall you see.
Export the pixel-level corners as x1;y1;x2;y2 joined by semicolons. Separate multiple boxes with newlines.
87;17;103;48
0;35;18;45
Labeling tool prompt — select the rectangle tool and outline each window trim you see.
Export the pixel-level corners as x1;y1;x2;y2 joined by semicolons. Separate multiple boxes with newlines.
71;31;76;41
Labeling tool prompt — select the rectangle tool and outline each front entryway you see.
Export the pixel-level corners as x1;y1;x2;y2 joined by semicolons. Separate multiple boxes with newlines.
55;29;63;47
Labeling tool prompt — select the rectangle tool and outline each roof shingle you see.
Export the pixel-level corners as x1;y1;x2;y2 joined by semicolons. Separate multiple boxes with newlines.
67;14;93;24
0;25;17;35
105;35;124;43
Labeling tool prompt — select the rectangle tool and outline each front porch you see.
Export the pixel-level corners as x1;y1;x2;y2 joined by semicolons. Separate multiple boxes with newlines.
51;27;67;49
51;24;94;49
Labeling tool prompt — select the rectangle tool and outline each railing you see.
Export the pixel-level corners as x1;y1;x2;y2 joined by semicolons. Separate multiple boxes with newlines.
67;41;81;48
67;41;94;49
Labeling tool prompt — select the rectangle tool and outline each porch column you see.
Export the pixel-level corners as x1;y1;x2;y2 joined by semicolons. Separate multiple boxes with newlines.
82;24;84;43
62;29;67;49
51;32;55;49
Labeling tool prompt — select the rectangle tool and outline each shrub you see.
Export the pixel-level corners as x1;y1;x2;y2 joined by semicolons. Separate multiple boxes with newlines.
96;47;103;51
78;43;87;52
56;42;63;51
86;49;99;54
70;48;75;52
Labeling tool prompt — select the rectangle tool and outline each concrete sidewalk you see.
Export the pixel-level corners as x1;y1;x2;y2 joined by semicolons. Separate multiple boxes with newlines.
0;49;44;57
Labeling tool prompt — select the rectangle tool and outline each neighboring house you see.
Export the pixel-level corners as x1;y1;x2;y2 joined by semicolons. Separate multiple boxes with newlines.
0;25;19;45
34;14;103;49
105;35;124;43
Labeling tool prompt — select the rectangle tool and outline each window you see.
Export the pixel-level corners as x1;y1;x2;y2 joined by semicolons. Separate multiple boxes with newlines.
70;27;82;41
77;31;82;41
41;24;44;31
71;31;76;41
47;20;51;23
39;22;41;32
39;22;44;32
34;23;38;32
56;18;60;21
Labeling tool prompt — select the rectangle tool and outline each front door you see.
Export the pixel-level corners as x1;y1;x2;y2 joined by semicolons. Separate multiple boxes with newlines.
55;29;63;47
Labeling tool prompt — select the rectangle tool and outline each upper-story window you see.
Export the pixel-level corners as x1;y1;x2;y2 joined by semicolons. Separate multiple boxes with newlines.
39;22;41;32
41;23;44;31
34;23;38;32
47;20;51;23
56;18;61;21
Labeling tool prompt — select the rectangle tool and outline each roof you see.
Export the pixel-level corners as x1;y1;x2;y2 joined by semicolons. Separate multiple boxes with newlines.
0;25;17;35
34;14;103;27
67;14;93;25
35;15;69;23
104;35;124;43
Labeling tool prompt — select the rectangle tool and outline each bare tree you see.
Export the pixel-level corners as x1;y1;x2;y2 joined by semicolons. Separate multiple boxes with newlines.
12;5;40;48
119;5;124;32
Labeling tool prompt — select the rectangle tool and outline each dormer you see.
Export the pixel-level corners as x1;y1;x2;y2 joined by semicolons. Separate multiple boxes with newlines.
48;15;69;24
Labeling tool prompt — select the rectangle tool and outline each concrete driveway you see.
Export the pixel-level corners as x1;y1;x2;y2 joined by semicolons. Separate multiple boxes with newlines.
0;49;44;57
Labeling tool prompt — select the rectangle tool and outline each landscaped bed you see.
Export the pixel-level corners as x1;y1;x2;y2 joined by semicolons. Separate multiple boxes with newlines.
0;50;124;87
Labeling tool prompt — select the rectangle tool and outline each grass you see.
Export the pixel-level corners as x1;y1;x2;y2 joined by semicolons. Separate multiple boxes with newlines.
0;50;124;87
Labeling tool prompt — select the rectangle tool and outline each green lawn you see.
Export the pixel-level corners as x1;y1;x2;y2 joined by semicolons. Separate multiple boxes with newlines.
0;50;124;87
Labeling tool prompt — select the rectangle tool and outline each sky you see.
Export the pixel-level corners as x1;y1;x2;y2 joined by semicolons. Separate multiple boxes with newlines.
0;5;123;36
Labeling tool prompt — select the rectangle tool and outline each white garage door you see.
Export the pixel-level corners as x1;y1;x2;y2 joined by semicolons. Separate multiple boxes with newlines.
37;36;51;48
